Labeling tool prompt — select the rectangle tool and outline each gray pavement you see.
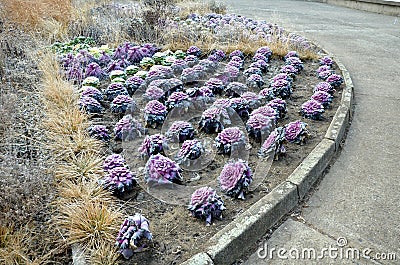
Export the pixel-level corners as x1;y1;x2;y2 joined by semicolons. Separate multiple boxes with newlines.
228;1;400;264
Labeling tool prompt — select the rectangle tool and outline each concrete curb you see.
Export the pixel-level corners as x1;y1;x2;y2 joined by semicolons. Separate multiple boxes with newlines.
182;52;354;264
321;0;400;16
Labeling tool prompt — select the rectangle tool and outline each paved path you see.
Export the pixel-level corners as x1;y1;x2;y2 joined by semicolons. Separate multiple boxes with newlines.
228;1;400;264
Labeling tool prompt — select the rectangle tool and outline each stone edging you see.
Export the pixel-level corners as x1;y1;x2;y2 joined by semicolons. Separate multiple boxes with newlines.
181;52;354;265
321;0;400;16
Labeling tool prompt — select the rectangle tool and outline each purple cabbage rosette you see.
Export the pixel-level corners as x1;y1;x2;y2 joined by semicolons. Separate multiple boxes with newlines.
205;78;225;95
116;213;152;259
186;45;202;57
166;121;195;143
78;96;103;114
280;65;299;78
144;154;183;184
186;86;214;100
199;107;229;134
250;60;269;72
246;74;264;89
218;160;253;199
103;154;126;171
104;82;129;101
326;73;343;88
102;166;137;195
225;82;247;98
214;127;246;155
81;86;103;101
143;100;168;128
243;67;262;78
229;50;244;60
144;85;165;101
300;99;325;120
311;91;333;107
271;78;292;99
165;92;190;110
285;56;304;71
318;69;333;80
314;81;335;94
185;55;199;68
246;114;273;142
88;125;110;142
259;127;286;160
188;187;225;225
267;98;287;120
229;97;250;119
125;76;144;95
283;51;299;61
259;87;276;101
114;115;146;141
284;120;309;144
224;65;240;81
138;134;167;157
176;139;204;162
171;59;188;74
255;46;272;60
241;91;262;109
251;106;278;125
110;95;135;114
316;65;331;75
319;56;334;66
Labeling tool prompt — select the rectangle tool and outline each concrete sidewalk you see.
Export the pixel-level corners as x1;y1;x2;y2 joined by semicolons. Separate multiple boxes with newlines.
228;1;400;264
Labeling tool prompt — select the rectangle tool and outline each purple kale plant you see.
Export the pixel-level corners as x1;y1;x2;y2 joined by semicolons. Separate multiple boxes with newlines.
165;92;190;110
326;73;343;88
144;154;183;184
280;65;299;78
103;154;126;171
311;91;333;107
284;120;309;144
125;76;144;95
300;99;325;120
166;121;195;143
246;114;273;142
229;50;244;59
319;56;334;66
255;46;272;59
78;96;103;114
186;46;202;57
316;65;331;74
104;82;129;101
229;97;250;118
102;166;137;195
224;65;240;81
85;62;106;80
250;60;269;72
225;82;248;98
314;81;335;94
251;106;278;125
218;160;253;199
88;125;110;142
143;100;168;128
283;51;299;61
285;56;304;71
241;91;262;109
114;115;145;141
259;87;276;101
199;107;228;134
243;67;262;77
171;59;188;74
214;127;246;155
144;86;165;101
138;134;166;157
246;74;264;89
176;139;204;162
188;187;225;225
318;69;333;80
111;95;135;114
259;127;286;160
267;98;287;120
116;213;152;259
205;78;225;95
81;86;103;101
271;78;292;98
185;55;199;67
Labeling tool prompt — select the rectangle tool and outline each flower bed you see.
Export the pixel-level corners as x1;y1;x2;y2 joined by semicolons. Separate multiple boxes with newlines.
50;13;344;265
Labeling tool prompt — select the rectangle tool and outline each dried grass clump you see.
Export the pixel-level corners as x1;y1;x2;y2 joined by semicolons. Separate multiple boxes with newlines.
176;0;226;17
56;200;122;250
90;242;121;265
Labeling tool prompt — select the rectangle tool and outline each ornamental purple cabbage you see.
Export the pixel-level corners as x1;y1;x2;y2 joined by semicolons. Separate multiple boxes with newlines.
114;115;145;140
318;69;333;80
284;51;299;61
138;134;166;157
252;53;268;63
319;56;334;66
259;87;275;101
103;154;126;171
116;213;152;259
144;86;165;101
78;96;103;113
267;98;287;119
185;55;199;67
246;74;264;89
81;86;103;101
166;121;195;143
215;127;246;155
311;91;333;107
280;65;299;77
259;127;286;160
104;82;129;101
88;125;110;142
300;99;325;120
186;46;202;57
255;46;272;59
176;139;203;162
102;166;137;195
285;56;304;71
199;107;227;134
218;160;252;199
243;67;262;77
250;60;269;72
225;82;247;98
171;59;188;74
111;95;135;114
246;114;273;142
188;187;225;225
125;76;144;95
181;67;198;84
316;65;331;74
144;154;183;184
205;78;225;95
271;78;292;98
284;120;309;144
224;65;240;81
229;97;250;118
251;106;278;124
165;92;190;110
85;62;106;79
143;100;167;128
326;73;343;88
314;81;335;94
229;50;244;59
213;98;231;108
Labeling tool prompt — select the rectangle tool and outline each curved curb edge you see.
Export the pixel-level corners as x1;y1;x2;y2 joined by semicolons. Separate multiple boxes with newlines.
181;53;354;265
